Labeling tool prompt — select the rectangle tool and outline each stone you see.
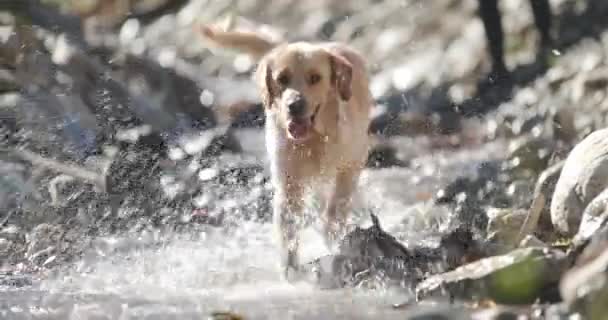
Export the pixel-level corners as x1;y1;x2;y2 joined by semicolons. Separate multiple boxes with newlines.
506;136;555;178
561;224;608;320
516;160;564;245
551;128;608;236
574;187;608;243
366;142;408;168
485;208;529;250
416;247;567;305
298;214;482;290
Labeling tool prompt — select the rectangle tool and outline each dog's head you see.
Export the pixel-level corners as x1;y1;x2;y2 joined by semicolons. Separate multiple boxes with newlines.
256;43;353;142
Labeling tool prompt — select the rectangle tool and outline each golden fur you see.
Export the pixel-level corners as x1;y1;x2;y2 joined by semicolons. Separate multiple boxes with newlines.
199;24;372;278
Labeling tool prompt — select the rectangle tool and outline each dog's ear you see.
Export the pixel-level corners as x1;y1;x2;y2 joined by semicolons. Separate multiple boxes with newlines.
255;57;276;109
328;51;353;101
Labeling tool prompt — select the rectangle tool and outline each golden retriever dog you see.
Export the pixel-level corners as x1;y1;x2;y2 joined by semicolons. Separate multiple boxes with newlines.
199;24;372;279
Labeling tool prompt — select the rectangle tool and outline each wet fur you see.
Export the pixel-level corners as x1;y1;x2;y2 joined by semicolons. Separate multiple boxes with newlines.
199;25;372;278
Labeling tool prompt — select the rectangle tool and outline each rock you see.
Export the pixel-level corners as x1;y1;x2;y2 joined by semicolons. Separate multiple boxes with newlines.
0;273;33;288
177;126;242;157
551;128;608;236
486;208;529;250
25;223;65;266
506;136;555;178
471;308;522;320
299;213;421;289
0;68;18;92
505;180;534;208
0;238;10;257
451;193;488;233
550;107;577;145
583;67;608;91
560;224;608;320
0;225;23;242
298;214;482;290
397;304;471;320
210;311;246;320
366;142;408;168
518;235;549;249
229;102;265;129
574;187;608;242
416;247;567;304
434;160;503;206
516;160;564;244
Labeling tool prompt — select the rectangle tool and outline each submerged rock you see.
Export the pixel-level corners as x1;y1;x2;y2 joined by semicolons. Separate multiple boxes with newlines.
416;247;566;304
551;128;608;236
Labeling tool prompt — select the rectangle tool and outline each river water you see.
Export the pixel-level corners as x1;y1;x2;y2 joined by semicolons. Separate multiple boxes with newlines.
1;130;506;319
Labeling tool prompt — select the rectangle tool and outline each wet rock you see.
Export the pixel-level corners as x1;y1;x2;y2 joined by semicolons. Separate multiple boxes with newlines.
210;311;245;320
471;308;522;320
0;238;10;257
486;208;529;249
119;54;217;130
451;193;488;234
551;128;608;236
369;110;435;137
0;273;33;288
366;142;408;168
518;235;549;249
300;214;482;290
177;126;242;157
550;107;577;145
299;214;419;289
574;187;608;242
560;224;608;320
0;68;18;92
506;135;555;178
505;180;534;208
229;102;265;129
0;225;24;242
24;223;68;267
434;161;503;206
516;160;564;244
399;304;471;320
582;66;608;91
416;247;567;304
434;177;478;205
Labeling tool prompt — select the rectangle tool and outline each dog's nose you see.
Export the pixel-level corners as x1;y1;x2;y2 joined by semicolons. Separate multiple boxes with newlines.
288;97;306;117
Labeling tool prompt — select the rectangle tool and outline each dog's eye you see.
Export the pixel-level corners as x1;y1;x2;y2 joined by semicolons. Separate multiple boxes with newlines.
308;74;321;85
277;73;290;87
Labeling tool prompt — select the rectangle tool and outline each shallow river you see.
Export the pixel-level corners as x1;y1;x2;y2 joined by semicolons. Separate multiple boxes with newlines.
1;130;507;319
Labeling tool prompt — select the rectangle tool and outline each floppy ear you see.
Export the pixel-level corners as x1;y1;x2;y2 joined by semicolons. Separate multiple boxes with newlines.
255;57;276;109
328;52;353;101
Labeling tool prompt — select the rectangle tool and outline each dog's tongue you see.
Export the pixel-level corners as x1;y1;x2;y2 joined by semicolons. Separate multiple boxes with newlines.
287;121;309;139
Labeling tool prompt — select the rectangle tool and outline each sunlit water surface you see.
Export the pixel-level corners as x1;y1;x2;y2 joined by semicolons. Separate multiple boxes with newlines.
1;132;507;319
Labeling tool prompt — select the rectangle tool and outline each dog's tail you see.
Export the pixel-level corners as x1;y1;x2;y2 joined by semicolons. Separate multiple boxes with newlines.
197;25;278;60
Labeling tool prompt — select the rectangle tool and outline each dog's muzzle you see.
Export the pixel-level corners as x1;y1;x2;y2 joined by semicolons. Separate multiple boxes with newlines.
286;104;321;142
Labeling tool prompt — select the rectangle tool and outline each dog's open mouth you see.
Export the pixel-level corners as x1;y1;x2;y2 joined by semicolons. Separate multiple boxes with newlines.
287;119;311;141
286;104;321;142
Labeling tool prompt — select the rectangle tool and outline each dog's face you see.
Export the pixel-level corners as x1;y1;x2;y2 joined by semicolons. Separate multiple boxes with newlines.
257;43;353;142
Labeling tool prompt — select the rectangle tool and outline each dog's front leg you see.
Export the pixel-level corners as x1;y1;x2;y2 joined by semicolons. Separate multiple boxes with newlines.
323;168;360;249
273;177;304;280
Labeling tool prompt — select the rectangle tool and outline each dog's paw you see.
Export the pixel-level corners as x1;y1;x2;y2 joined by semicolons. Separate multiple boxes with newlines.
279;249;303;282
281;264;305;283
